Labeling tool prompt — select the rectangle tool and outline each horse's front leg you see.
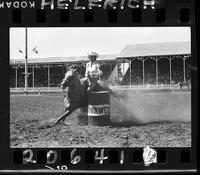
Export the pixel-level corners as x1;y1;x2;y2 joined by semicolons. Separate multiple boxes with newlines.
52;109;73;126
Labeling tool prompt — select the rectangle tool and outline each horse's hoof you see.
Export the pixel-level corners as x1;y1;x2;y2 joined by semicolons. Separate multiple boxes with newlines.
46;124;53;128
38;123;52;129
50;122;57;127
50;120;63;127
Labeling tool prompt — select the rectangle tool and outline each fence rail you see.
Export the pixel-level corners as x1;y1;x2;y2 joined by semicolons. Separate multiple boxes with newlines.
10;84;190;93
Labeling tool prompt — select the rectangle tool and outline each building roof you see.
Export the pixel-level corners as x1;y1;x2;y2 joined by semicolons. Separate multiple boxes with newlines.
10;41;191;65
10;54;116;65
117;41;191;58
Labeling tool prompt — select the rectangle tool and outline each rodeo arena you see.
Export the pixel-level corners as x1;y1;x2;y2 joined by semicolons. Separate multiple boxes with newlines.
10;40;191;148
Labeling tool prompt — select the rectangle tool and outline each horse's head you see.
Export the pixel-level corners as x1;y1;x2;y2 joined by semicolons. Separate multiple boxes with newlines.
60;68;78;89
60;67;87;110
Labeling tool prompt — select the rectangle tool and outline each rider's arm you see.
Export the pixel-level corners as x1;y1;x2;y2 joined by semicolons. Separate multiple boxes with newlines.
85;63;90;78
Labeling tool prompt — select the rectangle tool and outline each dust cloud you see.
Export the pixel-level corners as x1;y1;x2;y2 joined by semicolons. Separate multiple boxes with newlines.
110;90;191;124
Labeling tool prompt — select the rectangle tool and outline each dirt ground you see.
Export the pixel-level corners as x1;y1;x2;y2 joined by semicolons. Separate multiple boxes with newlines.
10;92;191;148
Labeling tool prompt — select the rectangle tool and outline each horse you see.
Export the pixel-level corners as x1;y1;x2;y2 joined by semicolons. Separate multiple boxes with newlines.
51;68;118;126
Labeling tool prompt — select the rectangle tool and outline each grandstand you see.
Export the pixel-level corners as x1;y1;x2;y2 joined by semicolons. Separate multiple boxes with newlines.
10;55;116;89
115;41;191;86
10;41;191;91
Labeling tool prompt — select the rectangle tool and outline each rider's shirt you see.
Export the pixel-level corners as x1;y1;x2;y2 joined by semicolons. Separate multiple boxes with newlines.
85;61;102;78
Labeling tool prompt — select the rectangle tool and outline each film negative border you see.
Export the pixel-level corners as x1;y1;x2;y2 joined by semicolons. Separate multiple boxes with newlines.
0;0;198;173
0;0;195;26
8;148;196;171
10;7;191;24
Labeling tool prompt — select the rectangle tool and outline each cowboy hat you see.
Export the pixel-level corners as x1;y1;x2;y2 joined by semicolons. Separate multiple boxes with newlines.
87;51;99;58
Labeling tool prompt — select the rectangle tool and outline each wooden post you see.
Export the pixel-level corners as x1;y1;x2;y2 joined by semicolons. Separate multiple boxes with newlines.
142;60;145;85
116;59;119;86
169;58;172;86
183;57;186;82
32;67;34;88
129;60;131;87
156;60;158;86
24;27;28;93
15;67;18;90
168;56;175;86
48;65;50;89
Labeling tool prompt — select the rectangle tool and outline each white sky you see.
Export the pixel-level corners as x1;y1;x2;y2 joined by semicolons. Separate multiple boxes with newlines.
10;27;190;60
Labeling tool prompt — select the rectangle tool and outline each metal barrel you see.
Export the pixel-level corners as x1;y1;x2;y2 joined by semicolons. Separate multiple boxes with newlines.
77;107;88;126
88;91;110;126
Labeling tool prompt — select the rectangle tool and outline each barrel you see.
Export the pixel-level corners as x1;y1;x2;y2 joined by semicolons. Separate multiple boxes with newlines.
88;91;110;126
77;107;88;126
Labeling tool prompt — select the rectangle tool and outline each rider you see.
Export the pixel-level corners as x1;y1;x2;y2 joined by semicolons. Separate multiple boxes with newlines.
85;52;103;91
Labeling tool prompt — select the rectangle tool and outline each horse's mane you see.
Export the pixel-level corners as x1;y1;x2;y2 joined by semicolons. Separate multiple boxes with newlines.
64;71;87;107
